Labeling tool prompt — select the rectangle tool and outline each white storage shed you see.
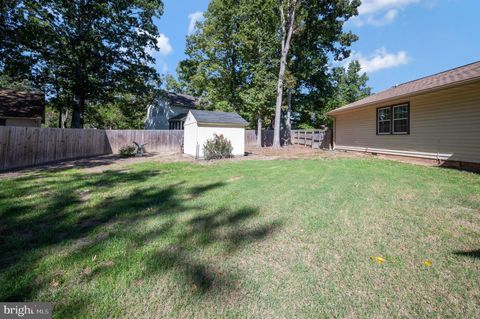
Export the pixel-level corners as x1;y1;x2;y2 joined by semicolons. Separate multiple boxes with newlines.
183;110;248;158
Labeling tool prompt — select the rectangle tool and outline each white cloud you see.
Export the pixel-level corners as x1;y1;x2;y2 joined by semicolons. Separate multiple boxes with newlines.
366;9;398;26
350;48;410;73
358;0;419;15
188;11;204;34
156;33;172;56
354;0;420;26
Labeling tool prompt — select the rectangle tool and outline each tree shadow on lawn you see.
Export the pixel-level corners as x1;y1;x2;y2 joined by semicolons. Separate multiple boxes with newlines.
0;167;281;309
145;206;280;294
453;249;480;259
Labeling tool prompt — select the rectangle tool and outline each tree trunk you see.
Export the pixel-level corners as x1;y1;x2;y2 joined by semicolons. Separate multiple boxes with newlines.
272;54;287;148
272;0;298;149
58;107;67;128
256;114;262;147
58;108;63;128
286;88;292;145
71;90;85;128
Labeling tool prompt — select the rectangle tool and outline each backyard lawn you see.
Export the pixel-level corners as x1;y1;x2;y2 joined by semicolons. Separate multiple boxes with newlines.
0;157;479;318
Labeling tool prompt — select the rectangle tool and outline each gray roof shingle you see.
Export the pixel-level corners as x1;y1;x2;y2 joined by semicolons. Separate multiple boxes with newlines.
327;61;480;115
166;92;199;109
190;110;248;126
0;90;45;121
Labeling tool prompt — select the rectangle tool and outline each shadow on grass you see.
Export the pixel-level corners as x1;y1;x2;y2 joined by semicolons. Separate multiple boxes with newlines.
453;249;480;259
145;207;280;294
0;166;281;309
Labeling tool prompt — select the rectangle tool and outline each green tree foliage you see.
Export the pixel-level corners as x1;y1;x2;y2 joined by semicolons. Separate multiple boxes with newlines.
0;0;164;128
178;0;280;126
87;93;153;129
178;0;364;142
323;61;371;125
288;0;361;128
0;74;36;91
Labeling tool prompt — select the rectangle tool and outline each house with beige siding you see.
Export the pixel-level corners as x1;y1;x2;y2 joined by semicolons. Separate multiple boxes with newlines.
326;61;480;167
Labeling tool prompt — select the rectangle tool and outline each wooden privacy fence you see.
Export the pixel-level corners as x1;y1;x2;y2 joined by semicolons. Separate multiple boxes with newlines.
291;129;332;149
106;130;183;154
0;127;183;171
244;130;289;147
0;127;330;171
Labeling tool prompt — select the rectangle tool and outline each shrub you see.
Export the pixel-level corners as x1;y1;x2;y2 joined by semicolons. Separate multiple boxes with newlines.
203;134;233;160
119;145;136;157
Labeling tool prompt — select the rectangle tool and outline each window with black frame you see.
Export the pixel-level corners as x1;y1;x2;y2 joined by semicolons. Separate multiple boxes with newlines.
393;104;409;134
377;104;409;135
377;107;391;134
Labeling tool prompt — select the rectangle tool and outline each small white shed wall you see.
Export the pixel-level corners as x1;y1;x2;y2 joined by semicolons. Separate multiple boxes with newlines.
183;120;198;157
196;125;245;157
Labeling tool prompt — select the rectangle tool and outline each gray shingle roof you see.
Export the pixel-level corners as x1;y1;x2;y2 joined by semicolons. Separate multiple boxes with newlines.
169;112;188;121
166;92;199;109
327;61;480;115
0;90;45;121
190;110;248;126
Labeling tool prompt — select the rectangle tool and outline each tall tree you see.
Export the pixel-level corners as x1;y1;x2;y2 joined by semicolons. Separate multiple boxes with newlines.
0;0;163;128
178;0;245;112
272;0;299;148
178;0;280;145
272;0;361;147
323;60;371;123
178;0;361;146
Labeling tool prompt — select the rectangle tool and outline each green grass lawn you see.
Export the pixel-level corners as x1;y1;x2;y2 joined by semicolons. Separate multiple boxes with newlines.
0;158;479;318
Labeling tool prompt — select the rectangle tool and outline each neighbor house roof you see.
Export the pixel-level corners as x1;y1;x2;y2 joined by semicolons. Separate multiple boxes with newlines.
189;110;248;126
0;89;45;121
166;92;199;109
168;112;188;122
327;61;480;115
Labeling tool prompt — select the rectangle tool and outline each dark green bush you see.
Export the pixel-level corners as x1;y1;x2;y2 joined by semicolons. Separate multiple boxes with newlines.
119;145;136;157
203;134;233;160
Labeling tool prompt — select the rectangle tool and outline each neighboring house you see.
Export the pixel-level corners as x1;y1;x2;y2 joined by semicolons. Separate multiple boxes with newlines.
326;61;480;166
184;110;248;158
145;92;199;130
0;90;45;127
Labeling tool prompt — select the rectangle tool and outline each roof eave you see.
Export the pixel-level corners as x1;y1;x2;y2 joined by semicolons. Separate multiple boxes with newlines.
196;121;248;127
326;76;480;116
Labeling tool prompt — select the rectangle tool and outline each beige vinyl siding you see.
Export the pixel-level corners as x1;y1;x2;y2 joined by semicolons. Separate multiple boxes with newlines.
334;81;480;163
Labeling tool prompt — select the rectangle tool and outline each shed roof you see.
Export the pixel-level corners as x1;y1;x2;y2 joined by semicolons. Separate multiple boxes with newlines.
189;110;248;126
327;60;480;115
0;89;45;121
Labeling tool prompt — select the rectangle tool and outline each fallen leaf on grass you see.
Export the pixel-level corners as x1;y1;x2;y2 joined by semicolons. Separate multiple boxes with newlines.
50;279;60;288
423;260;432;267
371;256;385;264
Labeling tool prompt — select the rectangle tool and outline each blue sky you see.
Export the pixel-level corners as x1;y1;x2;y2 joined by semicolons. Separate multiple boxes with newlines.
153;0;480;92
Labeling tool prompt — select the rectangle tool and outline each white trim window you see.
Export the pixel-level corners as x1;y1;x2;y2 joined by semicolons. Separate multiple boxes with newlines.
377;107;391;134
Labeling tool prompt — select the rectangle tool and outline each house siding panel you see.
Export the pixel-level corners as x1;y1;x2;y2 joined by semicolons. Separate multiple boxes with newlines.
334;81;480;163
